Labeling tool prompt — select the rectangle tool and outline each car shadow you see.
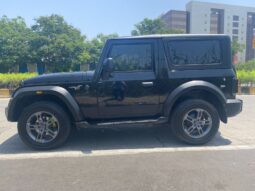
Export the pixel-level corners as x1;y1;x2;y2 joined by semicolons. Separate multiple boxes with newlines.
0;125;232;154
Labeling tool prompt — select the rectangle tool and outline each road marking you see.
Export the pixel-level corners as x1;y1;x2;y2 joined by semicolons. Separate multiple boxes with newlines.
1;145;255;160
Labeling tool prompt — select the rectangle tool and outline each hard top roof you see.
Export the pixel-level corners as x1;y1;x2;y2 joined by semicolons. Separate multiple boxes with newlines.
109;34;229;40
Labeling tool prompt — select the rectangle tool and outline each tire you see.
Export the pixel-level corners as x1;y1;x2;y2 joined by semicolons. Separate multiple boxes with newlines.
18;101;71;150
170;99;220;145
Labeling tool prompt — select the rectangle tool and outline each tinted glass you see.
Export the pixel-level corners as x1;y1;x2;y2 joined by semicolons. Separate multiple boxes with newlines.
167;40;221;66
109;44;152;72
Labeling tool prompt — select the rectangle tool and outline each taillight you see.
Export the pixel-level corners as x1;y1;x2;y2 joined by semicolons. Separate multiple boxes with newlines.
232;78;239;93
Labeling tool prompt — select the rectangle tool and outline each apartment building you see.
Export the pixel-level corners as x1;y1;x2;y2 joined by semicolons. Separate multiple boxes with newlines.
161;1;255;62
161;10;188;33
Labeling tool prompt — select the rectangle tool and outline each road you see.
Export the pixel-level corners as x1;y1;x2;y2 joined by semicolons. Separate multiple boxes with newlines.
0;95;255;191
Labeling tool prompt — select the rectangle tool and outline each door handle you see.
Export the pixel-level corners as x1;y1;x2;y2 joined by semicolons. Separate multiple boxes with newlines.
142;81;154;87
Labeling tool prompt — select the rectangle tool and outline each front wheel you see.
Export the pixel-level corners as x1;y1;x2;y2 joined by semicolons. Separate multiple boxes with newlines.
171;99;220;145
18;101;71;150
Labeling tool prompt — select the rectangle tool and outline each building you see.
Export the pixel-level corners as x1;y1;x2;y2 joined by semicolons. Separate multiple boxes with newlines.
161;1;255;62
161;10;188;33
186;1;255;62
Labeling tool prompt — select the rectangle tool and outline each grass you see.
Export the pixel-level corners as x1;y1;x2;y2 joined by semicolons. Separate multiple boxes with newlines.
0;73;37;89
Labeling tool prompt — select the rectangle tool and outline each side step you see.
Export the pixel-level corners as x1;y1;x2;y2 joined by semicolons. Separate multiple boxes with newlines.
76;117;168;129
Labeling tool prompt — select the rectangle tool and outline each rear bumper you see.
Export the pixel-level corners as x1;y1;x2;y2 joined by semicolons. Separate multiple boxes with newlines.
226;99;243;117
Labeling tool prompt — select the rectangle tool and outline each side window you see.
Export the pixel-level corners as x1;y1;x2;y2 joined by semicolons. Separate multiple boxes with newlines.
166;40;222;67
108;44;153;72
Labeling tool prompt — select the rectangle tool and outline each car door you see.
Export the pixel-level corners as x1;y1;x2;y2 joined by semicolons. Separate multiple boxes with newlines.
97;39;160;120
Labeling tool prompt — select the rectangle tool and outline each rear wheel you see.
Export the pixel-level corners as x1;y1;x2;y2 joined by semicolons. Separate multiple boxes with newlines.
171;99;220;145
18;101;71;150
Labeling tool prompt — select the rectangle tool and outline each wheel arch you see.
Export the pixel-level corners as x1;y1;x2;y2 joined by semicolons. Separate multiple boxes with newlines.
8;86;83;122
164;81;228;123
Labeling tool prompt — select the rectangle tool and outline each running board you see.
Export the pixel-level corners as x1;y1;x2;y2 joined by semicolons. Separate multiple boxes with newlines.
76;117;168;129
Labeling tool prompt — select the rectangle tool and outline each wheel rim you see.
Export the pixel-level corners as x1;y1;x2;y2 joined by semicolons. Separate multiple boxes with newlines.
182;108;213;139
26;111;60;144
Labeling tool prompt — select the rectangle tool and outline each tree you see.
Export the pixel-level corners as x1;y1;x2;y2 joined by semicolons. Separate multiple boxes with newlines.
31;14;89;73
86;33;118;69
0;16;33;73
231;40;245;64
232;39;245;55
0;14;119;73
131;18;183;36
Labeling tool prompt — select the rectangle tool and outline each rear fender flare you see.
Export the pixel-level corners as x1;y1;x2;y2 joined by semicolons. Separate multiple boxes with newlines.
163;81;227;119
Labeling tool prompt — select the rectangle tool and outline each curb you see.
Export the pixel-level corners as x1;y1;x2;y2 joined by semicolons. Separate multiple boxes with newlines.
238;87;255;95
0;89;10;98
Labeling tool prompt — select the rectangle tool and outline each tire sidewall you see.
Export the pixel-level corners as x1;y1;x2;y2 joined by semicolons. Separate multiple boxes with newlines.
171;99;220;145
18;102;71;150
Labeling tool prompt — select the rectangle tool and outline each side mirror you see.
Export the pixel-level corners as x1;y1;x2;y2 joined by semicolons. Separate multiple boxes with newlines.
103;58;114;72
102;58;114;80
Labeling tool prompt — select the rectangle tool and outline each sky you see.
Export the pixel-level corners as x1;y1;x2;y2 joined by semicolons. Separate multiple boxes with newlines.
0;0;255;39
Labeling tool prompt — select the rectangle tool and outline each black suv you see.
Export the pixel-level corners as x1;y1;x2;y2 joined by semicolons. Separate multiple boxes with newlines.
6;34;242;149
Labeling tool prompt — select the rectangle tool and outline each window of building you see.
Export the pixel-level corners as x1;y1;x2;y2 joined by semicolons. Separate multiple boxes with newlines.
233;15;239;21
108;44;153;72
233;29;239;34
166;40;221;66
233;22;239;28
232;36;238;41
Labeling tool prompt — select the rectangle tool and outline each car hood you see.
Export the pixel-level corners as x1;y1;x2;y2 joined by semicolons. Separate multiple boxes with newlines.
22;71;95;86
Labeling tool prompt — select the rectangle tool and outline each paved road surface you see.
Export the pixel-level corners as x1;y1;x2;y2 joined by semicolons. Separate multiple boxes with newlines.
0;96;254;191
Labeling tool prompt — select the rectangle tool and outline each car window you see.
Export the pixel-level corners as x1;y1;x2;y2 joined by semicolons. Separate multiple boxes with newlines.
108;43;153;72
166;40;222;66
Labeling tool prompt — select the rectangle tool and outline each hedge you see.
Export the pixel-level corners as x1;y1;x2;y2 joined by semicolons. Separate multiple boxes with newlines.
236;60;255;71
237;70;255;85
0;70;255;89
0;73;37;89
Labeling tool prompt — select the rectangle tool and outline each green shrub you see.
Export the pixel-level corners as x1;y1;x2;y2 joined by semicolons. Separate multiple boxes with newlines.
0;73;37;89
236;60;255;86
237;70;255;85
236;59;255;71
1;70;255;89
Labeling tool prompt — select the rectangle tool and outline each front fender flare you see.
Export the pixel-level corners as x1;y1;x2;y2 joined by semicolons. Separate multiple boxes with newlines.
8;86;83;122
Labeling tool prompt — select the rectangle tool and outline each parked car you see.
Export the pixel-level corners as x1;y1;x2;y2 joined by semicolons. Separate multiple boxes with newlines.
6;34;243;149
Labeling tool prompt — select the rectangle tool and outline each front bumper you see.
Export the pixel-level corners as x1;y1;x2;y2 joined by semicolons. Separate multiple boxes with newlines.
226;99;243;117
